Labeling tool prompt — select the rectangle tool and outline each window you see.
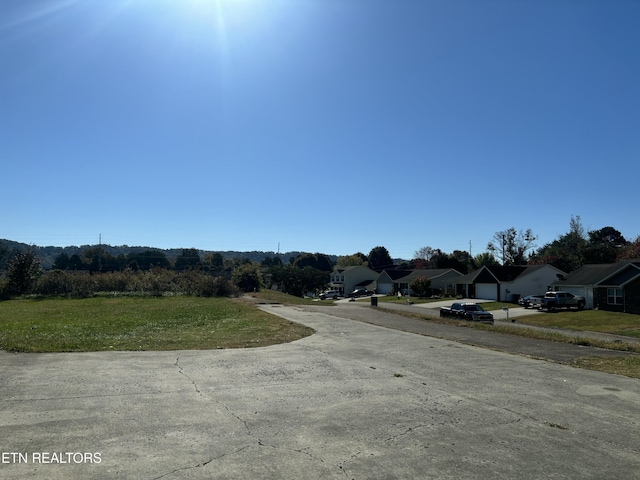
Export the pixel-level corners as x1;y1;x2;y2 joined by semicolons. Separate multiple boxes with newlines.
607;288;623;305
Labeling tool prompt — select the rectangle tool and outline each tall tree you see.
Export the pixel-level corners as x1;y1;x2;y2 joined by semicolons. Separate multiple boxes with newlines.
474;252;499;268
261;255;283;268
204;252;225;272
617;236;640;261
6;249;42;295
292;253;333;271
533;215;587;272
52;252;71;270
231;262;263;292
413;246;436;269
431;250;474;274
584;227;627;264
127;249;170;270
368;246;393;270
487;228;537;265
175;248;201;271
336;253;368;268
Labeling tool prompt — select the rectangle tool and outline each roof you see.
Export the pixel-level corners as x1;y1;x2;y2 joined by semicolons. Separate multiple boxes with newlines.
456;264;563;285
377;269;413;281
488;264;551;282
394;269;462;283
553;259;640;287
332;265;377;274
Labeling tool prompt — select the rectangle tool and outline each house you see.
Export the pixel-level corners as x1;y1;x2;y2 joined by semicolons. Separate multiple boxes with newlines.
376;269;463;296
329;265;378;295
455;264;566;302
550;259;640;314
374;270;412;294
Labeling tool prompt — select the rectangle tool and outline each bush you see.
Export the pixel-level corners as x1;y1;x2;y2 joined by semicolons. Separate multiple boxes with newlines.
35;270;73;296
6;249;42;295
30;268;238;298
232;263;263;292
409;276;432;297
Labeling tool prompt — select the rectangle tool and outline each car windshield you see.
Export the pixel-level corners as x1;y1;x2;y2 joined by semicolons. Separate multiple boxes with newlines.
464;305;485;312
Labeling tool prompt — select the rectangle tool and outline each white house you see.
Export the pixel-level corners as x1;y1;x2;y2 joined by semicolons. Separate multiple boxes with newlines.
455;264;566;301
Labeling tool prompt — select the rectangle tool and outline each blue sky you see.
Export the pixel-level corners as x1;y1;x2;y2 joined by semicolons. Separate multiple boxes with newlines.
2;0;639;260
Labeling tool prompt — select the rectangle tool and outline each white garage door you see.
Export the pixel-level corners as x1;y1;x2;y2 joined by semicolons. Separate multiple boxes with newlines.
476;283;498;300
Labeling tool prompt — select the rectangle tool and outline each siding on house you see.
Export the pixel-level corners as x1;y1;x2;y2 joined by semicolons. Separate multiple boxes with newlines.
329;265;378;295
455;264;566;301
551;259;640;314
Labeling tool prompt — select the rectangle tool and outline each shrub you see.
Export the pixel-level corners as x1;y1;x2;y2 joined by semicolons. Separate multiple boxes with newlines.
6;249;42;295
19;267;240;299
35;270;73;295
409;276;432;297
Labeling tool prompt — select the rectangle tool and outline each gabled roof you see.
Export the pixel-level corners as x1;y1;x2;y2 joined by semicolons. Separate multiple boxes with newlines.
332;265;377;274
394;269;462;284
488;264;551;282
456;264;564;285
377;269;413;281
553;259;640;287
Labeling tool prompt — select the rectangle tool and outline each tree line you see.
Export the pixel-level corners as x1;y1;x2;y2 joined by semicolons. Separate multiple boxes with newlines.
1;218;638;299
414;216;640;274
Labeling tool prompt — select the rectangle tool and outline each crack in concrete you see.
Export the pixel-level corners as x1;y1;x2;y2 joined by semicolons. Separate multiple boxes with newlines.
151;445;252;479
174;356;203;396
174;356;252;435
385;423;429;442
171;356;357;479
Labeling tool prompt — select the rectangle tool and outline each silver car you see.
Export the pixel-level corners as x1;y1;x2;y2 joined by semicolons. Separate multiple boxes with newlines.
319;290;340;300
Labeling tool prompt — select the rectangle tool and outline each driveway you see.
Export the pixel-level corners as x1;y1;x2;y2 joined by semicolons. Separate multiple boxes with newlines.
1;305;639;479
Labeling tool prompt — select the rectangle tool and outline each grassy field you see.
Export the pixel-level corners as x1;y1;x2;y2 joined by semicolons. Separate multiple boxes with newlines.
376;295;447;305
0;296;314;352
244;289;320;306
2;292;639;378
511;309;640;338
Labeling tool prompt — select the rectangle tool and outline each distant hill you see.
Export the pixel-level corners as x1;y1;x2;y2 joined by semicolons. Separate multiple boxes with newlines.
0;239;337;270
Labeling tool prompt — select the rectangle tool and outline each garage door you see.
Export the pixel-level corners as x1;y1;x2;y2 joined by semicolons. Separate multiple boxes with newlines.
476;283;498;300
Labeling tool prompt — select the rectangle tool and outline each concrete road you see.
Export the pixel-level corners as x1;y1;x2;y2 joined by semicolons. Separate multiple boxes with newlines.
1;305;639;479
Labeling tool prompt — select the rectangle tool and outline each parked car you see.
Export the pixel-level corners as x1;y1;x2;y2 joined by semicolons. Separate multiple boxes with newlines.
346;288;373;298
518;295;543;309
540;291;585;311
439;302;494;324
319;290;340;300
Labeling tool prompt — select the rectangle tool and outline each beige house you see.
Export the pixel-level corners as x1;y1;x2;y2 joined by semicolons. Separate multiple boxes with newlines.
329;265;378;295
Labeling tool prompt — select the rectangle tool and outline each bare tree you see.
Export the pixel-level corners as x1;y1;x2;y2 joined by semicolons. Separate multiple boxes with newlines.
487;228;537;265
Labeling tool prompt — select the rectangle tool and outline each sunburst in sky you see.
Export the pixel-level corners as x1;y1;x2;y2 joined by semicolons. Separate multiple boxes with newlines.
2;0;639;256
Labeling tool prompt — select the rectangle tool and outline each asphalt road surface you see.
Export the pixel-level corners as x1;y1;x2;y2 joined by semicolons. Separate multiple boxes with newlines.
0;303;638;479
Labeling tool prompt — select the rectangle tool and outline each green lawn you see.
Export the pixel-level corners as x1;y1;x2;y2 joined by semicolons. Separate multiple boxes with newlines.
371;295;447;305
0;296;314;352
516;309;640;338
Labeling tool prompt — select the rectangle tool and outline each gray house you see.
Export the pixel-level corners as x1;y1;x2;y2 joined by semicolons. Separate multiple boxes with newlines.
550;259;640;314
393;269;463;296
374;270;412;294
